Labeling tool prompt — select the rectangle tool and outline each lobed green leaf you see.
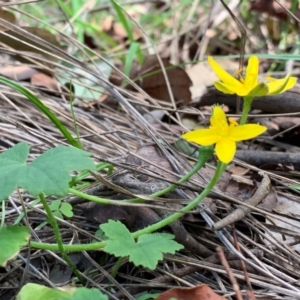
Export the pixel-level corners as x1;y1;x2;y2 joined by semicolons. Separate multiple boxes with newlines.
0;142;96;201
0;226;30;267
101;220;183;270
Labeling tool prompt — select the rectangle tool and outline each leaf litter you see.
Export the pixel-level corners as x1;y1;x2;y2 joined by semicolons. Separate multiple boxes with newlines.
1;1;300;300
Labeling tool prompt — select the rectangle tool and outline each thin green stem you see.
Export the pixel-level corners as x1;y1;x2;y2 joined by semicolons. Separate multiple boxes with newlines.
39;194;85;283
70;162;114;187
137;145;214;199
30;240;105;251
68;146;214;205
240;96;254;125
132;161;227;238
30;159;227;252
69;188;116;204
111;257;125;279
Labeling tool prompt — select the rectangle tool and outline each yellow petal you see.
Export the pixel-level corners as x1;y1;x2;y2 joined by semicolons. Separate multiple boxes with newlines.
266;73;296;95
214;82;237;94
283;77;297;92
210;106;228;128
215;82;253;96
229;124;267;141
182;128;221;146
208;56;243;88
215;138;236;163
244;56;259;89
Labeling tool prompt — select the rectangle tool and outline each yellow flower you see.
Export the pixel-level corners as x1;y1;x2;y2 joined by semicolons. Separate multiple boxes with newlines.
182;106;267;164
208;56;297;97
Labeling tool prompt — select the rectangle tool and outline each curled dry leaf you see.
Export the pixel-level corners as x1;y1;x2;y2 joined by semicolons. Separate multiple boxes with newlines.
0;65;39;81
136;55;192;105
0;26;63;64
155;284;226;300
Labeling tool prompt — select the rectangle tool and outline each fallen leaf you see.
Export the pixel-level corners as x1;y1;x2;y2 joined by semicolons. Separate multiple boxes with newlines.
0;26;63;63
228;166;250;176
0;65;39;81
31;73;59;92
137;55;192;105
189;58;239;101
265;193;300;265
230;174;254;186
155;284;226;300
258;188;277;212
83;203;161;231
0;9;16;31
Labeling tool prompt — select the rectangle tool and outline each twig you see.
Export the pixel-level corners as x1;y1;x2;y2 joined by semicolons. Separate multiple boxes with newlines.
213;174;270;230
235;150;300;169
200;86;300;114
216;246;243;300
233;228;256;300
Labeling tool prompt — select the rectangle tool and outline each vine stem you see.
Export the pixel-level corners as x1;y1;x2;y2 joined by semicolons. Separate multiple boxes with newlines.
30;159;227;252
132;161;227;238
39;194;85;283
68;146;214;205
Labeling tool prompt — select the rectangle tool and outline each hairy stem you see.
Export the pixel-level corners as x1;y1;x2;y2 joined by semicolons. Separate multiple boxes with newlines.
39;194;85;283
30;159;226;252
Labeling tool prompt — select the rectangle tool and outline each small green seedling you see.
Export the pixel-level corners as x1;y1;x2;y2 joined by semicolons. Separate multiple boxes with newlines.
49;200;73;220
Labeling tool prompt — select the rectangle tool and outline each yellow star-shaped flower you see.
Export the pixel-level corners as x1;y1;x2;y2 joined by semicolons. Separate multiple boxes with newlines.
208;56;297;97
182;106;267;164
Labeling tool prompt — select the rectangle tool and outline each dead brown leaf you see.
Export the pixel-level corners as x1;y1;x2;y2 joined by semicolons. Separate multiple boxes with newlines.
0;65;38;81
137;55;192;105
258;188;277;212
0;9;16;31
155;284;226;300
230;174;254;186
228;166;250;176
0;26;62;63
31;73;59;92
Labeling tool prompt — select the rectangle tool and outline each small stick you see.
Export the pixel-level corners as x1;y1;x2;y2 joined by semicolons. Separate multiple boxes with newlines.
213;174;270;230
235;150;300;169
233;228;256;300
216;246;243;300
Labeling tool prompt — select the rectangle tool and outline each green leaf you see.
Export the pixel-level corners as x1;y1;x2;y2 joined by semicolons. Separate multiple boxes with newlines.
0;226;30;267
136;293;160;300
17;283;70;300
110;0;133;42
101;220;183;270
0;142;96;201
60;288;108;300
94;227;108;241
49;199;61;211
17;283;108;300
290;184;300;190
60;202;73;218
51;210;64;220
